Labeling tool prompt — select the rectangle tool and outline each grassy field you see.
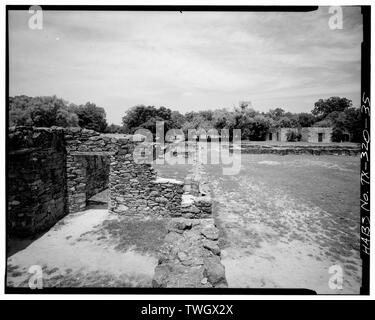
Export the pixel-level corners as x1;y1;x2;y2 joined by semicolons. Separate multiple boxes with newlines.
204;153;361;293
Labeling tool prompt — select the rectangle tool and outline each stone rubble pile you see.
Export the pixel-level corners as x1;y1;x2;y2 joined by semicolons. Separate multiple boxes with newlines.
152;218;227;288
152;144;227;288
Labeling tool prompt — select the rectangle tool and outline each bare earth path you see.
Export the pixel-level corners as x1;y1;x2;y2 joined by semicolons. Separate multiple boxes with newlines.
205;153;361;294
7;204;166;288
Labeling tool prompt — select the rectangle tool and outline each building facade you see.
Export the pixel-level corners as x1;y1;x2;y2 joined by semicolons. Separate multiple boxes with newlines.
266;127;333;143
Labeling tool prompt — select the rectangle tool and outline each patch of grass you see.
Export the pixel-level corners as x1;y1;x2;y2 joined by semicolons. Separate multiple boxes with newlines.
96;217;168;255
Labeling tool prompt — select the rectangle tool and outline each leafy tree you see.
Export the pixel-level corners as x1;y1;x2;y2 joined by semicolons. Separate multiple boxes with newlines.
122;105;173;137
297;113;316;127
330;108;361;142
250;115;272;140
275;116;292;128
212;108;236;131
311;97;352;119
313;118;333;127
170;111;185;129
70;102;108;132
269;108;285;120
286;130;302;142
104;123;127;133
9;95;79;127
199;110;214;122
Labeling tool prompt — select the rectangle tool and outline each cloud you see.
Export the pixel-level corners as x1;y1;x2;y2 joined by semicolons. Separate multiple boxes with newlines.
9;7;362;124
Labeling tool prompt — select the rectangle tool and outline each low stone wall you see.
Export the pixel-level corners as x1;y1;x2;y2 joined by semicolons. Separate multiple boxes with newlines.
152;144;227;288
180;160;213;219
239;144;360;155
153;218;227;288
8;126;163;235
8;126;192;236
109;167;185;217
8;127;67;237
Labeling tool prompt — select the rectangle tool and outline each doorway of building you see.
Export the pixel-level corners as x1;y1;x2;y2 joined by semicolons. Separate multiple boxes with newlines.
318;133;324;142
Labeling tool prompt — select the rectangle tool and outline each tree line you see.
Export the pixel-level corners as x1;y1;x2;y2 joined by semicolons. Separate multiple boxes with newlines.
9;95;361;142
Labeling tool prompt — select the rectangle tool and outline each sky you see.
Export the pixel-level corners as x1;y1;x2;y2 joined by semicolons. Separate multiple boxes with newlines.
9;7;363;125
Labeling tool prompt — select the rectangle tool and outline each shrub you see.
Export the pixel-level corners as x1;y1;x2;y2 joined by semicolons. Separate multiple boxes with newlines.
286;130;301;142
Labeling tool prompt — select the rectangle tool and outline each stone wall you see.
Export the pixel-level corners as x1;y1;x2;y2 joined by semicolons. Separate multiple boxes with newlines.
266;128;298;142
109;156;185;217
266;127;334;143
8;127;67;237
70;154;110;203
152;145;227;288
178;145;213;219
180;166;213;219
239;143;360;155
8;126;191;237
9;126;228;286
301;127;332;143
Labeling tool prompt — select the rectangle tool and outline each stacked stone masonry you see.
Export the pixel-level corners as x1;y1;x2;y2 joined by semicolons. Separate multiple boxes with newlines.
8;126;186;236
239;144;360;155
152;218;227;288
152;144;228;288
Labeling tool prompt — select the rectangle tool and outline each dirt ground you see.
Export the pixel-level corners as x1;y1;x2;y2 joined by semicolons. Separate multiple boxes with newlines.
204;152;361;294
7;146;362;292
7;205;167;288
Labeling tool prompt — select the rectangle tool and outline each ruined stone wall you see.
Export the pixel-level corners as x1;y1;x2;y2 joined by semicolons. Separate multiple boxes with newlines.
239;143;360;155
180;167;213;219
8;127;67;237
152;144;227;288
109;154;184;217
266;127;334;143
64;130;124;212
10;127;186;218
301;127;332;143
153;218;227;288
8;126;221;245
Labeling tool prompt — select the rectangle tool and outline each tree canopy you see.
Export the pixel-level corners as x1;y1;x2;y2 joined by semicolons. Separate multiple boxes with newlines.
9;95;79;127
9;95;108;132
70;102;108;132
311;97;353;119
9;95;361;142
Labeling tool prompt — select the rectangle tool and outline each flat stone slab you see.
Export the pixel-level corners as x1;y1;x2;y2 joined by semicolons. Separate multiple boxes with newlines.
153;177;184;185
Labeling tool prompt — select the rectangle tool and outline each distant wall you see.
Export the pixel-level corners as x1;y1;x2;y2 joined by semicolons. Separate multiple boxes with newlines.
240;143;360;155
266;127;333;143
108;154;185;217
152;145;226;288
266;128;298;142
8;127;67;237
301;127;332;143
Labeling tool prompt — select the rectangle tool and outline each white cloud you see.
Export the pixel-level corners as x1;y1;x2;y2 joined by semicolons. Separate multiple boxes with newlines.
9;7;362;124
